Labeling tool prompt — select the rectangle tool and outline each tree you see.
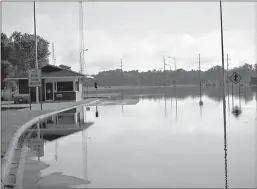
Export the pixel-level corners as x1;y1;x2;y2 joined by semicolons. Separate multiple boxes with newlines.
1;33;14;61
1;60;14;89
9;31;50;74
1;31;50;89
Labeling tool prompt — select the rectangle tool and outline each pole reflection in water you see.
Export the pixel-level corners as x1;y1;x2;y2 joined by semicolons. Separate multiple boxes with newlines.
96;87;99;118
82;129;89;187
224;127;228;189
37;122;40;161
232;83;234;108
200;103;203;118
122;93;124;115
171;95;172;113
239;83;241;109
244;85;247;105
55;140;58;161
199;82;203;118
164;88;167;118
227;86;230;117
227;82;230;109
81;103;90;187
175;86;178;121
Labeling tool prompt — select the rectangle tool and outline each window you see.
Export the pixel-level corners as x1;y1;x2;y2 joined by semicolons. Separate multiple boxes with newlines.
75;81;79;91
57;81;73;92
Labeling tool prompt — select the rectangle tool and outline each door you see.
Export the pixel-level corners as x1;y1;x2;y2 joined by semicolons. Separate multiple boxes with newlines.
45;82;54;101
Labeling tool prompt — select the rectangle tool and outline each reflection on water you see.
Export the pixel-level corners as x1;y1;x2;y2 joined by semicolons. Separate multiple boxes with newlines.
17;105;94;188
224;127;228;188
13;86;257;188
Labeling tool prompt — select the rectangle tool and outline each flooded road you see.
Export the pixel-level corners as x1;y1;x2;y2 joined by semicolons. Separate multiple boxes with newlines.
16;87;257;188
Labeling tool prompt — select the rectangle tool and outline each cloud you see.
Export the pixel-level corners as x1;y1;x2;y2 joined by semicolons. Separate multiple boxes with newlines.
2;2;256;74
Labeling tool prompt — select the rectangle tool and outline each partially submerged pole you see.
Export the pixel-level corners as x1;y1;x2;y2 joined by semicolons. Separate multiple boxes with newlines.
219;1;228;188
199;53;203;106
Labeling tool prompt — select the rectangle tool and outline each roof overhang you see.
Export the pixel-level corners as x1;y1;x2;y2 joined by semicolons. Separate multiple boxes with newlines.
4;75;89;81
86;76;94;79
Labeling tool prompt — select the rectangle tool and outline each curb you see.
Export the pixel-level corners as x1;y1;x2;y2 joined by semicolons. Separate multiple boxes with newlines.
1;99;99;186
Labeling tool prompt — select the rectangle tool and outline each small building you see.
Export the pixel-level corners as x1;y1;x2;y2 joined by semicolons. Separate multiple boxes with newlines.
250;76;257;86
5;64;94;103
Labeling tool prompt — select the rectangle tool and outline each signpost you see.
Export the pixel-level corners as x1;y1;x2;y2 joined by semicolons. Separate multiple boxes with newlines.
94;82;99;117
229;72;242;109
28;69;42;110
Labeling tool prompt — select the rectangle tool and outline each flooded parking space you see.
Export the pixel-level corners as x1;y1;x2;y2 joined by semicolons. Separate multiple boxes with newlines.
8;87;257;188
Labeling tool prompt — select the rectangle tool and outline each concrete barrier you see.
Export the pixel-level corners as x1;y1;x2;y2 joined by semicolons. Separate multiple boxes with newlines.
1;99;99;187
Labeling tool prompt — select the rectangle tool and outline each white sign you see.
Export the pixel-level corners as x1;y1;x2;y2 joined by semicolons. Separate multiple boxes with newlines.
28;69;42;87
29;138;44;157
56;94;63;97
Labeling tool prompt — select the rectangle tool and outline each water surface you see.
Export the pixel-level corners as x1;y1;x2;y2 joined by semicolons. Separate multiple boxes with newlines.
21;87;257;188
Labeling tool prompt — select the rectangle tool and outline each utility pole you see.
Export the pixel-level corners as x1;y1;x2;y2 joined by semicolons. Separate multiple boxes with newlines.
34;1;39;103
220;0;227;129
198;53;203;105
220;1;228;188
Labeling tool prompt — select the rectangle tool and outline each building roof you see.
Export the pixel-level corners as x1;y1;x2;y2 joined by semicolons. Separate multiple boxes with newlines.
5;64;94;80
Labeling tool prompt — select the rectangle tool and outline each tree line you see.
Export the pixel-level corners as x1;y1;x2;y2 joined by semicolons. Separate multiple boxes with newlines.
1;31;257;90
92;64;257;87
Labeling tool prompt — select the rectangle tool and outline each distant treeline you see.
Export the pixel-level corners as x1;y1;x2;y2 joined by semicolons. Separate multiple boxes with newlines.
89;64;257;87
86;85;256;104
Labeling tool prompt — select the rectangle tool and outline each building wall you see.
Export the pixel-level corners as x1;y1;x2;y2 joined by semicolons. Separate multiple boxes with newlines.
54;91;76;101
18;79;45;102
250;77;257;85
76;91;81;101
18;78;83;102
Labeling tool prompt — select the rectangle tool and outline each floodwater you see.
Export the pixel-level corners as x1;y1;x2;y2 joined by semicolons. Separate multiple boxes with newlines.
16;86;257;188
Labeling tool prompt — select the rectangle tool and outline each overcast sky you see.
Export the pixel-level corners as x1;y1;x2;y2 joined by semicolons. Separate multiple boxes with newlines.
2;2;256;74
